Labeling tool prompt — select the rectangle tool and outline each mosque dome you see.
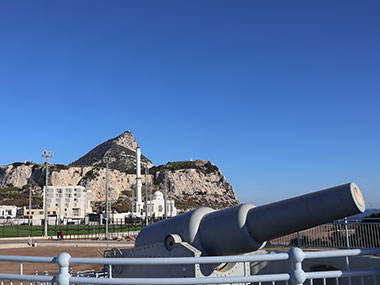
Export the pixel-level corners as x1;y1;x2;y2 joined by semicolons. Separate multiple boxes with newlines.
153;191;164;200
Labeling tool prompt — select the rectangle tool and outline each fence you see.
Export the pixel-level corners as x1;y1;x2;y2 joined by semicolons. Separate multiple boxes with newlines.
0;247;379;284
269;218;380;249
0;218;145;239
2;217;379;250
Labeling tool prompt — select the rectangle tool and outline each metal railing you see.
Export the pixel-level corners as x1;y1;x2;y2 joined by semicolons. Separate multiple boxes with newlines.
0;248;379;284
269;218;380;249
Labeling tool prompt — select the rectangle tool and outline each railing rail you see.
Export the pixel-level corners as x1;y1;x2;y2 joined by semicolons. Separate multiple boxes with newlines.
0;248;379;284
269;219;380;249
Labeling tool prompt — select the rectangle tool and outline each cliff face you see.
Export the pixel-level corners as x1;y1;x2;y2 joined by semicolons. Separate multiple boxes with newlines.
0;161;238;210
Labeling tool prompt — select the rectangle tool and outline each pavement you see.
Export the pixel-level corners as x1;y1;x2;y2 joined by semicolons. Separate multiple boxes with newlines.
0;237;135;249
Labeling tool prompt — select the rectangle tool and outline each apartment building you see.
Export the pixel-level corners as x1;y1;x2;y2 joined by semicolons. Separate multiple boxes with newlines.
44;186;92;220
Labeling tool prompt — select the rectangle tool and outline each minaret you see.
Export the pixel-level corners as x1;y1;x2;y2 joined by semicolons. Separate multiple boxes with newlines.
136;146;142;203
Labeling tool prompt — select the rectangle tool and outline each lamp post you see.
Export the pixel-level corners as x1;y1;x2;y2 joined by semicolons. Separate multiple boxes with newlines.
28;184;32;226
41;150;54;237
104;157;114;250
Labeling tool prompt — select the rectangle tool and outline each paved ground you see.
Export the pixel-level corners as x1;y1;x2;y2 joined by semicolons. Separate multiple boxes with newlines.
0;239;134;276
0;238;135;249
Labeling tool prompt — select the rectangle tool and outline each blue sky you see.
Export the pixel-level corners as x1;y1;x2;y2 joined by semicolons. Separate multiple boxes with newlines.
0;1;379;207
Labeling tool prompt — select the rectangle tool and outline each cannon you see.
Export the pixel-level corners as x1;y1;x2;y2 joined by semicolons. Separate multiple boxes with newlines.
108;183;365;281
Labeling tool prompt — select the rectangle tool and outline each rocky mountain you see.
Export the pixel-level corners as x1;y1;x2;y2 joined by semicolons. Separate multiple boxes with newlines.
70;130;153;170
0;131;239;211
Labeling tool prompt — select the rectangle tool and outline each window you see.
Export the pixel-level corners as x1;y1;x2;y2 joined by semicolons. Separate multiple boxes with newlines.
39;211;43;215
55;204;58;207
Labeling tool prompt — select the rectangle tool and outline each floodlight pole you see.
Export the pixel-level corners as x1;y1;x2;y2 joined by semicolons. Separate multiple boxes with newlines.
41;150;53;237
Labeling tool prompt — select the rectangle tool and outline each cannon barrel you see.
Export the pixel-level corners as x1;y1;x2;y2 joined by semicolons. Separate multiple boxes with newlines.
135;183;365;256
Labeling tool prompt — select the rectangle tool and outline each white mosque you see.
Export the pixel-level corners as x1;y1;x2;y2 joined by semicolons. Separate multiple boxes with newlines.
130;147;177;218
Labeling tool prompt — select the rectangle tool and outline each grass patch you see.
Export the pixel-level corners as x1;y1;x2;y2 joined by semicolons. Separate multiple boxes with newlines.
0;224;143;238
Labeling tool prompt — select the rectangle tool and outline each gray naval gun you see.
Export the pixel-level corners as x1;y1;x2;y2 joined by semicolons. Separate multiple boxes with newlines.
108;182;365;280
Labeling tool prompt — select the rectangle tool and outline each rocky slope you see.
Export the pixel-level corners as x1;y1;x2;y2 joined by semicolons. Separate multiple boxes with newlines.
70;130;153;170
0;160;238;211
0;131;239;211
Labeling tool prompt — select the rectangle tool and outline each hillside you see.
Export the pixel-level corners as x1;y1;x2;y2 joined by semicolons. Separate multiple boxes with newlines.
70;130;153;170
0;161;238;211
0;131;239;211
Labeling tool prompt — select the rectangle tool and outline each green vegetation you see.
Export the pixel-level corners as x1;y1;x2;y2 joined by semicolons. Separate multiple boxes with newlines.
11;161;36;167
0;186;20;199
112;199;131;213
120;190;132;197
0;185;42;207
149;161;219;175
93;196;131;214
123;168;137;174
364;212;380;220
52;164;70;171
202;161;219;174
84;169;99;180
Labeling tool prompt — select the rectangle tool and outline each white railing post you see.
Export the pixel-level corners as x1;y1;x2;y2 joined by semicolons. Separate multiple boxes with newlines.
289;247;306;285
19;261;23;285
56;252;71;285
344;217;350;249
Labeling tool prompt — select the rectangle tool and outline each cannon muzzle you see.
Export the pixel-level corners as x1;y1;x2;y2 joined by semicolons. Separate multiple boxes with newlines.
135;183;365;256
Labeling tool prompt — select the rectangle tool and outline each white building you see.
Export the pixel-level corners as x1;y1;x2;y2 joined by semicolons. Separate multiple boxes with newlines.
0;205;17;218
44;186;92;220
130;146;177;218
131;190;177;218
148;190;177;218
